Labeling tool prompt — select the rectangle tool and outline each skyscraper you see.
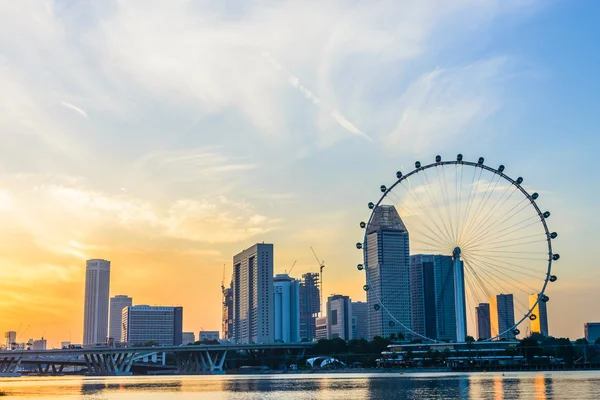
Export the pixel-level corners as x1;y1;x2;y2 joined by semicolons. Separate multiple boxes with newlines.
232;243;274;344
529;293;549;336
299;272;320;341
121;305;183;346
490;294;515;340
584;323;600;343
83;259;111;345
352;301;368;340
109;295;132;344
327;294;352;340
476;303;491;340
222;286;233;340
273;274;300;343
364;205;411;339
410;254;457;341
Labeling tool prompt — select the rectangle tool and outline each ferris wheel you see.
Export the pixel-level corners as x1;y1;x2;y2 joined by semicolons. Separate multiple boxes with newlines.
356;154;559;342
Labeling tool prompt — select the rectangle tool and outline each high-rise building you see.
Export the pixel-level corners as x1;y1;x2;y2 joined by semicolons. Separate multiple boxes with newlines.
121;305;183;346
199;331;220;341
315;316;328;340
222;286;233;340
410;254;458;341
299;272;320;341
490;294;515;340
109;295;132;343
364;205;411;340
273;274;300;343
83;259;111;345
476;303;491;340
232;243;274;344
529;293;549;336
584;323;600;343
31;338;47;350
352;301;368;340
182;332;195;344
4;331;16;350
327;294;353;341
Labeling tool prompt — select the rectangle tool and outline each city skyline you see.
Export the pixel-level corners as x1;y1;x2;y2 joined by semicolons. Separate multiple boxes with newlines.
1;1;599;346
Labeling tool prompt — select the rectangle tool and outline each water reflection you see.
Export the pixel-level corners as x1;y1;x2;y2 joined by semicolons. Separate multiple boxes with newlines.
2;371;600;399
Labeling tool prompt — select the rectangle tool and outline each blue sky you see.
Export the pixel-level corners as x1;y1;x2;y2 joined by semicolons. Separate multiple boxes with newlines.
0;0;598;344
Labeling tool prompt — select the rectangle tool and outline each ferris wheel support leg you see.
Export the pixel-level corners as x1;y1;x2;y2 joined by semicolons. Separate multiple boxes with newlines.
453;247;467;342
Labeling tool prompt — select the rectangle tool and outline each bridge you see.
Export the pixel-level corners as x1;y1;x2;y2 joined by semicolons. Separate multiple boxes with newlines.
0;343;313;377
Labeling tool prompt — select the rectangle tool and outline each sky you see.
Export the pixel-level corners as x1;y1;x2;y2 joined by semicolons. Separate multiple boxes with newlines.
0;0;598;347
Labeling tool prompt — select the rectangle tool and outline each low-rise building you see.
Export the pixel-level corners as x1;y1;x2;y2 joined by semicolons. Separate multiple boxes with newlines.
199;331;220;342
316;317;328;340
121;305;183;346
182;332;195;344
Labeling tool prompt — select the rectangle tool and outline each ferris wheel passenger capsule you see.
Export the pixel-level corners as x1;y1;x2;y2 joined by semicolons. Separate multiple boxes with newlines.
550;275;558;282
516;177;523;184
498;165;505;172
543;211;551;218
396;171;403;179
363;285;369;291
552;253;560;260
356;242;363;249
380;185;387;192
529;314;537;321
357;264;364;271
368;202;375;209
415;161;421;168
436;155;441;163
541;295;550;302
360;221;366;229
532;193;539;200
513;329;521;336
550;232;558;239
478;157;484;164
374;304;380;310
457;154;463;162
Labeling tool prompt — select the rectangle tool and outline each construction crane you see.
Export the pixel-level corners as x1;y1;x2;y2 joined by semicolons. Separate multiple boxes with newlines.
221;264;226;295
310;246;325;316
286;260;297;275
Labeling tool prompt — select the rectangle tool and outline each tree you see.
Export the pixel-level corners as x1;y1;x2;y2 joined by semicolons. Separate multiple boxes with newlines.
397;332;406;342
519;337;542;362
389;333;397;342
596;337;600;346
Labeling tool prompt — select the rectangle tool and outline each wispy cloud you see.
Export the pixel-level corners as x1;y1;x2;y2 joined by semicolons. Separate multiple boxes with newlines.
60;101;88;118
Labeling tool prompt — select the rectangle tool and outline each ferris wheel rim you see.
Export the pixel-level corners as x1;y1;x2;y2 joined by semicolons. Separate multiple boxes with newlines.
360;156;557;342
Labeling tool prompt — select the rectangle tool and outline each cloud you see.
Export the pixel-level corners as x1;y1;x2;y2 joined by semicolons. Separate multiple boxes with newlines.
60;101;88;117
386;58;507;150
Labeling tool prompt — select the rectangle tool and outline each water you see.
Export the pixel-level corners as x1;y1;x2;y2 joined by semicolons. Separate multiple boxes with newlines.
1;372;600;399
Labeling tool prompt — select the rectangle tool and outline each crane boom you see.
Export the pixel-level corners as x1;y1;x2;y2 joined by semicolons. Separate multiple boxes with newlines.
288;260;297;275
310;246;325;317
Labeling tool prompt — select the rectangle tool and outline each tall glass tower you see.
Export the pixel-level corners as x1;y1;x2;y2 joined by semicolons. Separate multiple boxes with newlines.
83;259;111;345
529;293;549;336
364;205;411;339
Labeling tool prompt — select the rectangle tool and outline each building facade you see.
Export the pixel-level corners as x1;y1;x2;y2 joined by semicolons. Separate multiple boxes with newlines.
529;293;549;336
109;295;132;343
182;332;195;344
327;295;353;340
315;317;328;340
490;294;515;340
584;323;600;343
365;205;411;340
121;305;183;346
299;272;320;341
273;274;300;343
352;301;368;340
410;254;458;341
232;243;274;344
222;287;233;340
476;303;492;340
199;331;220;341
83;259;111;345
4;331;16;350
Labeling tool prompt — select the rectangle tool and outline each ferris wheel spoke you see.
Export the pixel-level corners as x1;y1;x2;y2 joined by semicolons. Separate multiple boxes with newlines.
415;171;456;245
461;184;521;245
387;190;452;249
463;198;534;247
464;215;540;250
466;239;547;252
459;252;547;279
462;254;539;297
460;173;503;246
463;252;543;285
457;165;481;244
469;232;546;248
463;259;495;302
399;179;454;247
